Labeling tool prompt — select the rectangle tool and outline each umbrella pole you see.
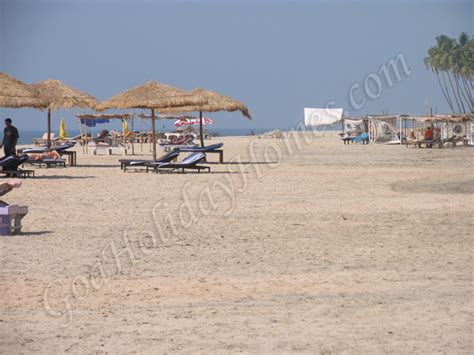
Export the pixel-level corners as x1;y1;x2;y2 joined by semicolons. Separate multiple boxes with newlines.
131;117;135;155
199;111;204;147
151;108;156;160
140;116;143;152
47;108;51;148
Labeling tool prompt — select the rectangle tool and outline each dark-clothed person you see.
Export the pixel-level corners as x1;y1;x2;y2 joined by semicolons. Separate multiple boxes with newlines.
1;118;20;156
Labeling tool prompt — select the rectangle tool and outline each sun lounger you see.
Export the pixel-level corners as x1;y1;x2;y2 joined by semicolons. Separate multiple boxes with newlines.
341;136;353;144
18;143;75;154
443;135;466;147
0;155;35;178
146;152;210;173
26;158;67;168
178;143;224;163
33;133;59;146
19;144;76;166
119;150;180;172
351;133;369;144
91;143;128;155
415;137;441;148
159;134;195;146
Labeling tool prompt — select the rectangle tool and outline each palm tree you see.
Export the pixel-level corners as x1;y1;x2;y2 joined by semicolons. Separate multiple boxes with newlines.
425;33;473;113
425;37;455;112
452;33;473;112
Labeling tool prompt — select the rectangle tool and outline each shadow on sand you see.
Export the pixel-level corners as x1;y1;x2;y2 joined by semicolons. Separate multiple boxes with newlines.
208;161;279;165
29;175;96;180
18;231;53;236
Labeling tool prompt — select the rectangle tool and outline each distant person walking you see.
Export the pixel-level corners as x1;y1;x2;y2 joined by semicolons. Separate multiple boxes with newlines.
0;118;20;156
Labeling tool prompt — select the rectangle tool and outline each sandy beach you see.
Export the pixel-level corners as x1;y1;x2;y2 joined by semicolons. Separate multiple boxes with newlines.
0;134;472;353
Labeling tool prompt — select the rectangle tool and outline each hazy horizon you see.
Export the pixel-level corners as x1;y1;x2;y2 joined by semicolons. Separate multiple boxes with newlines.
0;0;472;132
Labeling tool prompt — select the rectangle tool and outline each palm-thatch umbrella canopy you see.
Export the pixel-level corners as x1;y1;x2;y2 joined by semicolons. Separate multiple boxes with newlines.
160;88;251;146
0;72;44;109
95;81;202;159
30;79;98;148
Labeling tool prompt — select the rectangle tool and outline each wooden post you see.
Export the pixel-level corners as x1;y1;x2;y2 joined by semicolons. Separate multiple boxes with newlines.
140;115;143;152
151;108;156;160
123;119;126;148
131;116;135;155
199;111;204;147
47;108;51;148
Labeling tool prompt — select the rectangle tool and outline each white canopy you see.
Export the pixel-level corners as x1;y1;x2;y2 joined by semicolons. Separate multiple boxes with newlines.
304;108;343;126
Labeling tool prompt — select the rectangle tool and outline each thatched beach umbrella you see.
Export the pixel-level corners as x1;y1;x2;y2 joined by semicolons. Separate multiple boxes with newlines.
95;81;201;160
30;79;98;148
0;72;44;109
161;88;251;146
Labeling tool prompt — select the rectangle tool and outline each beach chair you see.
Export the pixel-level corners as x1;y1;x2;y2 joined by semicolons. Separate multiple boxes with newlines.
159;134;195;146
119;150;180;172
26;158;67;168
159;135;197;152
443;135;465;148
0;155;35;178
341;135;353;144
146;152;210;173
415;137;441;148
179;143;224;163
18;143;75;154
19;143;77;166
33;133;59;146
351;133;369;144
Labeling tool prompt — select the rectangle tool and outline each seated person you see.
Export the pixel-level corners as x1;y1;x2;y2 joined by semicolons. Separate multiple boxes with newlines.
424;127;433;140
407;131;416;141
433;128;441;140
96;129;111;144
163;134;195;145
27;150;61;161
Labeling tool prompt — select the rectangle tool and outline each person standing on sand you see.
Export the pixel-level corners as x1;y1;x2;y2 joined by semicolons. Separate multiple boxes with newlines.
0;118;20;157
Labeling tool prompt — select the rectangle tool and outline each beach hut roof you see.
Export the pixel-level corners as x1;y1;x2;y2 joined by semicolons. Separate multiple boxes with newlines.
367;115;401;120
410;114;474;123
160;88;251;119
95;81;200;111
0;72;45;109
30;79;98;110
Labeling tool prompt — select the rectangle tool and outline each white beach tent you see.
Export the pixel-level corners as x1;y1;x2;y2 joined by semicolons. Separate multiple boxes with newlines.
304;108;343;127
368;115;401;144
343;118;365;135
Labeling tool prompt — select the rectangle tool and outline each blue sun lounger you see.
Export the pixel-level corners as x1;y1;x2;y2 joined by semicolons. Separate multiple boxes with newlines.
26;158;67;168
18;143;77;166
0;155;35;178
178;143;224;163
351;133;369;144
119;150;180;172
146;152;210;173
18;143;75;154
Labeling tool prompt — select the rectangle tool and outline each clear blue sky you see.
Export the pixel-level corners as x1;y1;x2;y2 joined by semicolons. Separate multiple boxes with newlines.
0;0;472;132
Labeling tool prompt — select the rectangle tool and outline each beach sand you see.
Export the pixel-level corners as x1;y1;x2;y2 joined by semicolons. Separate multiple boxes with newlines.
0;134;472;353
